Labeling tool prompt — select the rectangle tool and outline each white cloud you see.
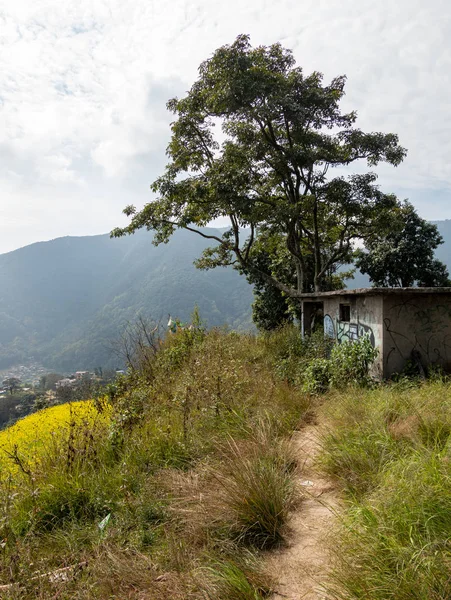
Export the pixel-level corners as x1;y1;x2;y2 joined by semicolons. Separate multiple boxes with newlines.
1;0;451;253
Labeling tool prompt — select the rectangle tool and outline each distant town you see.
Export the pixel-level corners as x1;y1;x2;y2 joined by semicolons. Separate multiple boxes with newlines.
0;365;126;429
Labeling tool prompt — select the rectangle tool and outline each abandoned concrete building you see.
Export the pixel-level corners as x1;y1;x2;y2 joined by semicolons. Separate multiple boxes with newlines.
301;288;451;379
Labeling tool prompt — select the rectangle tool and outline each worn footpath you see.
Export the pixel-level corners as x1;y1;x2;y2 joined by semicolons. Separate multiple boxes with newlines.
267;422;341;600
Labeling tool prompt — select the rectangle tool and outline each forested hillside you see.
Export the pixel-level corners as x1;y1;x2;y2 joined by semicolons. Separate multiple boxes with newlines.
0;228;253;371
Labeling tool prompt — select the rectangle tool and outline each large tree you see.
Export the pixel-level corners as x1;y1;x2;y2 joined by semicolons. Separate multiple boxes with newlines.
356;201;451;287
112;35;406;294
245;228;353;330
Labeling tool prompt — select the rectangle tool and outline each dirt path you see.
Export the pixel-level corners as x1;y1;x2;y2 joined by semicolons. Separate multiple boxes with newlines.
267;422;341;600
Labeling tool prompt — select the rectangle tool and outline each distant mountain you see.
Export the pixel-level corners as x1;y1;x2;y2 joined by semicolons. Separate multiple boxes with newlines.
0;229;254;372
432;220;451;265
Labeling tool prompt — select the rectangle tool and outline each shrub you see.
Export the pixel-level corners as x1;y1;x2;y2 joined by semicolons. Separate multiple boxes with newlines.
303;358;332;394
265;325;332;386
330;335;379;388
303;335;378;394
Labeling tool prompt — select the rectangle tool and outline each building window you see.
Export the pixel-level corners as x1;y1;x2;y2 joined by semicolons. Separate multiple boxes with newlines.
339;304;350;322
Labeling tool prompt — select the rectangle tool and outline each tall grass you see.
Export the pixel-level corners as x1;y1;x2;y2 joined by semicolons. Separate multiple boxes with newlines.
214;432;298;549
321;380;451;600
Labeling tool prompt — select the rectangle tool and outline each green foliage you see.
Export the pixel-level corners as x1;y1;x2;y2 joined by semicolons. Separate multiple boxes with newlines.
264;325;332;386
244;235;296;330
246;232;354;330
13;474;117;535
303;359;332;394
356;201;451;287
251;285;293;332
303;335;378;394
330;335;379;387
39;373;64;391
322;427;407;498
113;35;406;295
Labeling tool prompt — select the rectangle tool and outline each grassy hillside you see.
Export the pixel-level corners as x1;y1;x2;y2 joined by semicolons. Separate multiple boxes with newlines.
0;326;313;598
0;228;254;371
0;326;450;598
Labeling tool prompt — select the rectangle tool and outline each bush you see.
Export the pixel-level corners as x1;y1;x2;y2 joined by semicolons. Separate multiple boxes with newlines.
330;335;379;388
265;325;332;386
303;335;378;394
303;359;332;394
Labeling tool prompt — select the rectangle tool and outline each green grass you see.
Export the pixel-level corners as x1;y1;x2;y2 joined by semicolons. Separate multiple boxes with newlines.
200;553;273;600
321;379;451;600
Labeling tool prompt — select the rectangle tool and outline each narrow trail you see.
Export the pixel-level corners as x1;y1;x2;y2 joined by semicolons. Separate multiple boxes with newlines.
267;421;341;600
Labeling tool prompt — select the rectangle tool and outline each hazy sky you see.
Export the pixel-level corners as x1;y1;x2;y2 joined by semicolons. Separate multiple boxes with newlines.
1;0;451;254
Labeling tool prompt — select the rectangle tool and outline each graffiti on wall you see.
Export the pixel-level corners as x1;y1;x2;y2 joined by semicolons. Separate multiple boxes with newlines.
324;314;335;339
384;300;451;369
337;321;376;347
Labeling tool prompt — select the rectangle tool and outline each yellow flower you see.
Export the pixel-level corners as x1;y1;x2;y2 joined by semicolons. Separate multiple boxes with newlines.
0;400;110;478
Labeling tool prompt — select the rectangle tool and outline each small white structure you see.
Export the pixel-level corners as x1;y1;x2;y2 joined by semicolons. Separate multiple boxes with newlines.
301;287;451;379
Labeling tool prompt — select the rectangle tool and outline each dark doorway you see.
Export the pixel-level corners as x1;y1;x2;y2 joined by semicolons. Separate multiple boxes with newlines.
303;302;324;336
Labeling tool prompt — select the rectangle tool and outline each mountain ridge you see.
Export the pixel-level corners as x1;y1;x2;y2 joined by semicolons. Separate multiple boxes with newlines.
0;228;254;372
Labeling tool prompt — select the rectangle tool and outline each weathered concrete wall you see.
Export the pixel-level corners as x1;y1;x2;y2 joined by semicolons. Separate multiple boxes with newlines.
321;295;384;378
383;294;451;377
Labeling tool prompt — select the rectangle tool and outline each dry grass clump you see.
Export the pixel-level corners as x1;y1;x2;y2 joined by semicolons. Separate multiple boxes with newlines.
164;419;299;553
198;551;274;600
213;435;298;549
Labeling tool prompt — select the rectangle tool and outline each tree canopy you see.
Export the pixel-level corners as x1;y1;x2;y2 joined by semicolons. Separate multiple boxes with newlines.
356;202;451;287
112;35;407;294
